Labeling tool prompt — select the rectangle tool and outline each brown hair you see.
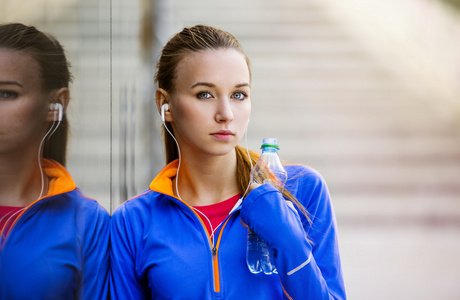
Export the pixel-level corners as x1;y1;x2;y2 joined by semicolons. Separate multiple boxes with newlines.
155;25;308;219
0;23;72;166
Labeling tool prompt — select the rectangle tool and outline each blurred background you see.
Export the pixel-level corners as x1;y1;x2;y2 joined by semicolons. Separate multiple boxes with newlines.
2;0;460;298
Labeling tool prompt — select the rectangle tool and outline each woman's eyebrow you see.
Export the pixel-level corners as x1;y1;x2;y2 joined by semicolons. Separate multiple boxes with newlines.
0;81;23;87
235;83;250;88
191;82;215;89
190;82;250;89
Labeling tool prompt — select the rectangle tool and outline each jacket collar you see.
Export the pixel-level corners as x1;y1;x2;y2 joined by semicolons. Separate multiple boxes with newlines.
149;160;178;198
148;160;244;213
42;159;76;198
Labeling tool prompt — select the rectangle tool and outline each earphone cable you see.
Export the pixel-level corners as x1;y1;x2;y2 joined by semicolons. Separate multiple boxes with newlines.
46;110;61;141
37;117;60;200
161;120;182;200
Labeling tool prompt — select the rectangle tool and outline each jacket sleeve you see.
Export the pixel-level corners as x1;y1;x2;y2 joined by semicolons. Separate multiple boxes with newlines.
240;179;346;299
78;202;110;300
110;204;149;299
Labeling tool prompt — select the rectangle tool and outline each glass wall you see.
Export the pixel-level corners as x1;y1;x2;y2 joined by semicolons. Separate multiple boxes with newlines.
0;0;163;211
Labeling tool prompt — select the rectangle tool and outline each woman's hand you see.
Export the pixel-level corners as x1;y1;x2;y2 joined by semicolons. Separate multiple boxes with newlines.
240;183;295;228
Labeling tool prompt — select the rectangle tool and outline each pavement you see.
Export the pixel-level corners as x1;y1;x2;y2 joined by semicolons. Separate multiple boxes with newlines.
2;0;460;298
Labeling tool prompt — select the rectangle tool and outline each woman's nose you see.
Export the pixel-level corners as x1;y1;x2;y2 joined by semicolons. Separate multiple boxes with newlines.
215;98;234;123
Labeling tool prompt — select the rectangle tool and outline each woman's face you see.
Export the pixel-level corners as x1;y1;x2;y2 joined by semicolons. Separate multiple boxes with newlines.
167;49;251;158
0;49;50;156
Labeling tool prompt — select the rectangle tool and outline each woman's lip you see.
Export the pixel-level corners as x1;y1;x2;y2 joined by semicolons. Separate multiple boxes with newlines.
212;130;233;135
211;131;234;141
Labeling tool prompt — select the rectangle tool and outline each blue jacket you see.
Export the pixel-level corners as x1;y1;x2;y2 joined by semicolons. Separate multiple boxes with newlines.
0;159;110;299
110;160;346;299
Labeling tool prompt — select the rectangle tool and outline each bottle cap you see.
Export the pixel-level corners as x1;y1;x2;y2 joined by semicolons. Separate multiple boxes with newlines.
261;138;280;149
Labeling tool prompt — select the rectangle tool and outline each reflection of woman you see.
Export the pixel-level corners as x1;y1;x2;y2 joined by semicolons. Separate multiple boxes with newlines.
110;25;346;299
0;23;109;299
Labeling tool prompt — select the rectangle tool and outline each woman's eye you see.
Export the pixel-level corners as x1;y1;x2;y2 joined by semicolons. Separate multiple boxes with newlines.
197;91;212;99
232;91;247;101
0;90;18;99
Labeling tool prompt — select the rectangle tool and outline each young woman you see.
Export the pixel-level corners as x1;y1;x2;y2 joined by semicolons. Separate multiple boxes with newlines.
0;23;109;299
110;25;346;299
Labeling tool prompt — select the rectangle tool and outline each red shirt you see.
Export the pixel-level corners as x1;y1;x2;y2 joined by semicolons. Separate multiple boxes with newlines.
193;194;240;236
0;206;24;234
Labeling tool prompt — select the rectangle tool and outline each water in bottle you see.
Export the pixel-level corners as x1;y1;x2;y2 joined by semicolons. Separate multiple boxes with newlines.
246;138;287;275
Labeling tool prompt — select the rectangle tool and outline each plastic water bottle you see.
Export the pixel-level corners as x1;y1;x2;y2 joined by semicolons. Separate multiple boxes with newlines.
246;138;287;275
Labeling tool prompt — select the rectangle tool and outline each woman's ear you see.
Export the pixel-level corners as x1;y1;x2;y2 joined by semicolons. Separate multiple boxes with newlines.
156;88;174;122
46;87;70;122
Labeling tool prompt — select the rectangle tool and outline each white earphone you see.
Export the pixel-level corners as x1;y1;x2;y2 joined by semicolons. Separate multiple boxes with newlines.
161;103;169;122
49;103;63;122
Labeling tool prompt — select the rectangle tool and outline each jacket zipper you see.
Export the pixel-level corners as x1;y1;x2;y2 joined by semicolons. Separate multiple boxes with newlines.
163;192;239;294
175;197;234;293
211;216;233;293
212;246;220;292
